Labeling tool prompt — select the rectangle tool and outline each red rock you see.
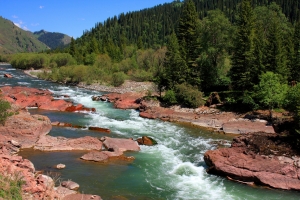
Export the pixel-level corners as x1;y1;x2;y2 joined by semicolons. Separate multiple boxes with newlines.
222;120;275;134
204;133;300;190
104;92;143;109
40;99;72;111
34;136;103;151
65;104;96;112
0;86;73;111
0;144;61;199
80;150;135;162
102;137;140;152
4;73;13;78
63;194;102;200
0;110;52;148
88;126;111;133
136;136;157;146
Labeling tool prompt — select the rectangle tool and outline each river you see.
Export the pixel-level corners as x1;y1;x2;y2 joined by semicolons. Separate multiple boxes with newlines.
1;64;299;200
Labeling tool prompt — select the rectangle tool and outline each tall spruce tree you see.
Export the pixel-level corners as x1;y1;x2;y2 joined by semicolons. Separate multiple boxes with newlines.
264;8;289;82
160;32;187;90
292;20;300;82
177;0;201;88
69;37;77;57
229;0;255;91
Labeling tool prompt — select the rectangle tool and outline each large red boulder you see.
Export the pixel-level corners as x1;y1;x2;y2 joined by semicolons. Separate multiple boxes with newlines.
0;110;52;148
204;133;300;190
102;137;140;152
4;73;13;78
103;92;143;109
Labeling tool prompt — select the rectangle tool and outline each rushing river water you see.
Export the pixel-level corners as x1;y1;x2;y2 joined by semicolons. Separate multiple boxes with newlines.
1;64;300;200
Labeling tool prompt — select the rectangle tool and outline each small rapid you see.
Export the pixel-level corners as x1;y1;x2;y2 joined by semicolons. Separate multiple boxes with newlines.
2;64;300;200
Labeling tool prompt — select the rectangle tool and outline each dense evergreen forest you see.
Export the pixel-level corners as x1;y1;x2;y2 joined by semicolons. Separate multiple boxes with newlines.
5;0;300;135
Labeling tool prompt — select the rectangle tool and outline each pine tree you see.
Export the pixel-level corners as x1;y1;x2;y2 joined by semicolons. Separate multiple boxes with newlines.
229;0;255;91
69;37;77;57
160;32;187;90
177;0;201;87
292;20;300;82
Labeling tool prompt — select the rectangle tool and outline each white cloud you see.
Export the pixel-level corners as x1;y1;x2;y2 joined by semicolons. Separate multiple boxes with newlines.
12;15;18;19
13;20;23;27
39;5;44;9
14;22;21;28
13;20;30;31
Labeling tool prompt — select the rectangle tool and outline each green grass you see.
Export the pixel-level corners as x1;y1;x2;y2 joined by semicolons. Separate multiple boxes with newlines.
0;174;23;200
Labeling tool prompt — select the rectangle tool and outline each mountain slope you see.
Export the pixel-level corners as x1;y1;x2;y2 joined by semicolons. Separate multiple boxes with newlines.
33;30;71;49
0;16;49;54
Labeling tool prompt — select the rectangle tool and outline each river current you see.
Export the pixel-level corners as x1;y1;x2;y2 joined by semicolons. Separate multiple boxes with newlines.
1;64;299;200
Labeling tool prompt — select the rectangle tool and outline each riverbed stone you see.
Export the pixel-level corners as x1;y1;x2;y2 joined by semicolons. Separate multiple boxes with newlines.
102;137;140;152
55;163;66;169
61;180;80;190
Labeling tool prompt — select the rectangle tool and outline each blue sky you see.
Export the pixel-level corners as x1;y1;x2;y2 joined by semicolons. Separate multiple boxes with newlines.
0;0;174;38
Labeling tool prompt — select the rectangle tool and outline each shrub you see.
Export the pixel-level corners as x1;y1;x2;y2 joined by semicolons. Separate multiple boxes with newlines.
175;83;204;108
0;173;23;200
130;69;153;82
111;72;126;87
284;84;300;112
254;72;288;110
163;90;177;105
0;99;12;125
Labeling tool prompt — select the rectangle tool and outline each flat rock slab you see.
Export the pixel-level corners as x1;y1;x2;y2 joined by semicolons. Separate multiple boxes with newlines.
63;194;102;200
204;147;300;190
102;137;140;152
34;136;102;151
222;120;275;134
80;150;135;162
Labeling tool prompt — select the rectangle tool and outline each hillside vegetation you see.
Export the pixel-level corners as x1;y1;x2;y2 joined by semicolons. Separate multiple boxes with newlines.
0;16;49;54
5;0;300;137
33;30;71;49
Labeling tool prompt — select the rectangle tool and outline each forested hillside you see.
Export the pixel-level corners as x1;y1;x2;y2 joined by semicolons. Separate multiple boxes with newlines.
73;0;299;57
33;30;71;49
0;16;49;54
7;0;300;128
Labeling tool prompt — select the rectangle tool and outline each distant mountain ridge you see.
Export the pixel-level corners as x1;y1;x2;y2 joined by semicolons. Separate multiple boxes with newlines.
0;16;49;54
33;30;71;49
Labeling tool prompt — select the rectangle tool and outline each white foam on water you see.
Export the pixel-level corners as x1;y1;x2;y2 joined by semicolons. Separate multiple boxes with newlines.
17;82;30;85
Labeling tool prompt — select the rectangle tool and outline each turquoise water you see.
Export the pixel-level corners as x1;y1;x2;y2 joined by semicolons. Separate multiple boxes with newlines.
1;64;300;199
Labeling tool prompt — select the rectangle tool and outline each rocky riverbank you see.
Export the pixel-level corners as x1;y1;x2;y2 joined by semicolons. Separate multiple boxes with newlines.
0;86;144;199
95;92;276;135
